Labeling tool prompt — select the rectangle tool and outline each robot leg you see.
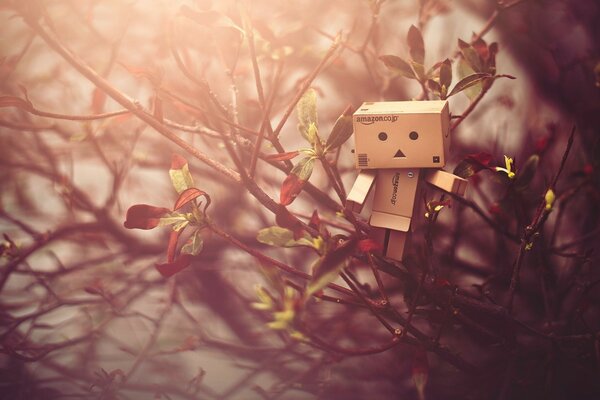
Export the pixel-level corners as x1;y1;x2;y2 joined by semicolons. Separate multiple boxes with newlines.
370;227;408;261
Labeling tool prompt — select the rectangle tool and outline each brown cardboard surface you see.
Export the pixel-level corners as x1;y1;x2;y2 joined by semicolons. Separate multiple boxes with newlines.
356;101;447;114
385;229;408;260
353;100;449;169
346;169;377;212
372;169;420;217
347;100;462;261
425;169;468;195
370;211;411;232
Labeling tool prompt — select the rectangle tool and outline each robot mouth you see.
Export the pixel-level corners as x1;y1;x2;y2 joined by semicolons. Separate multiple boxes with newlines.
394;149;406;158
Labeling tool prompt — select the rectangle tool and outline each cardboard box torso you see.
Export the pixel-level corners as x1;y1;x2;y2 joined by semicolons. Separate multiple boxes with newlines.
370;168;421;232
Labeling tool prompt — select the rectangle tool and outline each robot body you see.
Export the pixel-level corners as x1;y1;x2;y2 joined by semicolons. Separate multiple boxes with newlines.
347;100;467;261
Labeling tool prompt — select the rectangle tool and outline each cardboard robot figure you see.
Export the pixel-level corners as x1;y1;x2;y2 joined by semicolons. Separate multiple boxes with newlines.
346;100;468;261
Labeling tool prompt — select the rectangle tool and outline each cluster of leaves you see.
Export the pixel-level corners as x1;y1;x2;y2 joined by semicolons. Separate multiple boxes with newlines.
453;151;540;188
123;155;210;277
424;199;452;220
380;26;514;100
278;88;353;205
251;284;306;341
255;210;370;336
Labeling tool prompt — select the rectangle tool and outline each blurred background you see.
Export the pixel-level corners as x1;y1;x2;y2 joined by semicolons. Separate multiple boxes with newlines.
1;0;599;399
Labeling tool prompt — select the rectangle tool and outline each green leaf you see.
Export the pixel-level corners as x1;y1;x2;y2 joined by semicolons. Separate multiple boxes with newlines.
456;59;481;100
453;153;492;179
257;226;315;248
379;55;417;79
297;88;318;144
514;154;539;191
439;59;452;89
280;157;315;205
304;238;356;300
181;229;204;256
458;39;483;72
407;25;425;65
447;72;490;98
410;60;426;82
425;60;443;79
427;79;441;98
158;212;189;227
169;158;195;194
258;263;285;297
325;114;353;150
291;156;315;181
306;122;319;146
173;219;190;232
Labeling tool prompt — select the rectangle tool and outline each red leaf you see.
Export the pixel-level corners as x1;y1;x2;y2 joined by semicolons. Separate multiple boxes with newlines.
155;254;192;278
311;237;357;284
471;37;489;62
265;151;300;162
84;281;104;296
454;152;494;178
433;277;451;288
488;203;509;222
171;154;188;170
407;25;425;65
534;137;549;153
124;204;170;230
308;210;321;231
166;229;183;262
358;239;382;253
280;174;306;206
583;163;594;176
275;205;304;240
466;152;492;166
173;188;208;211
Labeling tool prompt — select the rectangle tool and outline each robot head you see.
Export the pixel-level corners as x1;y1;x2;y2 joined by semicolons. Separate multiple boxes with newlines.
352;100;450;169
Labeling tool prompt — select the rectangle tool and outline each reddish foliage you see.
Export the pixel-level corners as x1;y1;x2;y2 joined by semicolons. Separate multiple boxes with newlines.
308;210;321;231
454;152;493;178
471;37;489;61
173;188;207;211
466;152;493;166
488;203;510;222
166;230;183;262
275;204;304;240
265;151;300;161
433;277;451;288
171;154;188;170
123;204;170;230
534;136;549;153
358;238;382;253
155;254;192;278
279;173;306;205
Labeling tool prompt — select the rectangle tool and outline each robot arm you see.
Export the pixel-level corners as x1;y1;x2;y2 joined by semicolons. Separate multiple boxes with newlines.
346;169;377;213
424;169;468;197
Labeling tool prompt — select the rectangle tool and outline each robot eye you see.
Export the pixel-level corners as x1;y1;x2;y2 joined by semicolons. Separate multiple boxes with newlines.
409;131;419;140
378;132;388;141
